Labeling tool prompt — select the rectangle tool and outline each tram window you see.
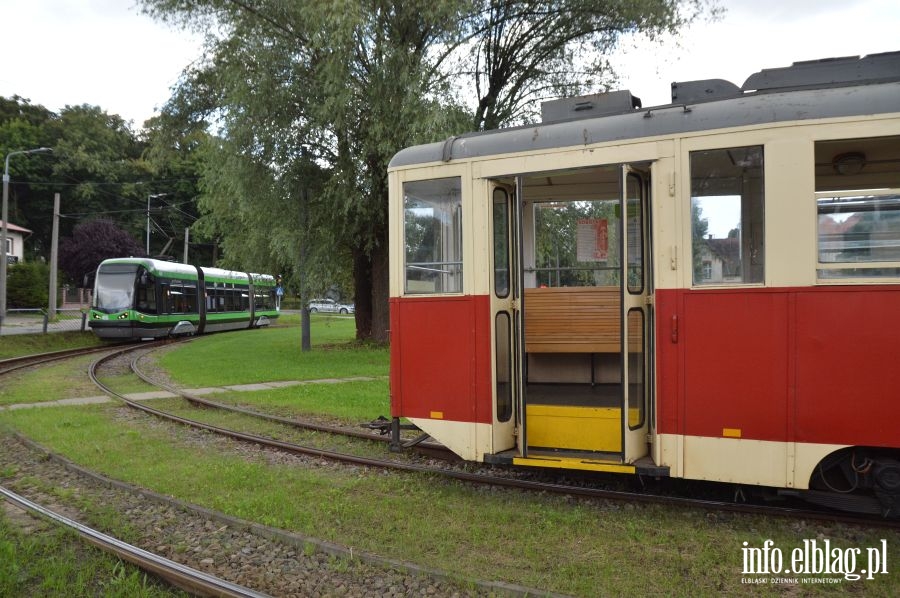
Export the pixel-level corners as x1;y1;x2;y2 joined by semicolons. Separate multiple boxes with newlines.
224;284;237;311
169;281;198;314
533;198;620;287
135;271;157;314
493;188;510;298
690;146;765;285
815;136;900;279
495;313;512;423
626;174;644;294
254;287;273;310
403;177;463;294
205;282;216;312
93;263;138;312
627;309;645;430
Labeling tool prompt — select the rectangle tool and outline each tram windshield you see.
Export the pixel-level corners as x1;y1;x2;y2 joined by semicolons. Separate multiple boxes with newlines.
94;263;138;313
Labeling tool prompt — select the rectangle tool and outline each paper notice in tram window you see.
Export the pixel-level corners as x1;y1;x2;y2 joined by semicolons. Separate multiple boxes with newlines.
577;218;608;262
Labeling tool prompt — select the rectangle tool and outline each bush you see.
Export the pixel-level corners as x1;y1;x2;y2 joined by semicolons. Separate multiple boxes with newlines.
7;262;50;308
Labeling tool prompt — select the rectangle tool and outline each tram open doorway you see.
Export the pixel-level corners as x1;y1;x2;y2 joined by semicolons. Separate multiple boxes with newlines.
513;164;651;468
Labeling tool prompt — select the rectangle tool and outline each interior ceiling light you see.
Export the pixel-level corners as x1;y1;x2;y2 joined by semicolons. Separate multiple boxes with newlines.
833;152;867;176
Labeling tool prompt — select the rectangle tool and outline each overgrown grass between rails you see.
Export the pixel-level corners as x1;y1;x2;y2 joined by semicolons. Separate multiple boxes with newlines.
0;355;105;406
203;379;390;422
0;509;186;597
155;314;388;388
0;331;102;360
2;409;898;597
145;397;393;458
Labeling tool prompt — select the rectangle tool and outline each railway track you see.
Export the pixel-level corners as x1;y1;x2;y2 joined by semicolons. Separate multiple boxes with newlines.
89;343;900;529
129;353;450;457
0;344;115;376
0;484;269;597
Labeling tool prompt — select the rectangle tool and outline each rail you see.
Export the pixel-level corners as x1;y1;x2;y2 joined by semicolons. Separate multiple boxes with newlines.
0;485;271;598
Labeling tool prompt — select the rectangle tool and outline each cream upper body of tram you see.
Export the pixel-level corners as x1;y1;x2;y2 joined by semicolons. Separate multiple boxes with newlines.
387;53;900;512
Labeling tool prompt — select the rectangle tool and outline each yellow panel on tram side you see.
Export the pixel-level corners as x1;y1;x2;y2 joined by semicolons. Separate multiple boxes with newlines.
526;404;622;453
512;455;637;474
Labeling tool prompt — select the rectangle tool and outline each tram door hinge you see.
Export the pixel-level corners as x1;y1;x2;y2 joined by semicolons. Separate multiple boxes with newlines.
511;298;521;311
668;172;676;197
670;246;678;270
644;294;654;306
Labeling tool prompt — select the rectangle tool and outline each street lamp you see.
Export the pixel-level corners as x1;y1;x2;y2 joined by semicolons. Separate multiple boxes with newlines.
146;193;169;255
1;147;52;328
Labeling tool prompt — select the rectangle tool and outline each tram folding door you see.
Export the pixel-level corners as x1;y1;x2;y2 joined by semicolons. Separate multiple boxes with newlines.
490;183;520;454
620;166;651;465
512;164;652;467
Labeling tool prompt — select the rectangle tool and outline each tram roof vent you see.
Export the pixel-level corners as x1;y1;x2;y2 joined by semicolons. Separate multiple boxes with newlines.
541;90;642;123
672;52;900;104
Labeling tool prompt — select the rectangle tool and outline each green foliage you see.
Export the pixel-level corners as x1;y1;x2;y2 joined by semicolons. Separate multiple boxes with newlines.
6;262;49;308
691;200;709;282
464;0;714;129
1;96;205;266
58;219;144;286
139;0;717;340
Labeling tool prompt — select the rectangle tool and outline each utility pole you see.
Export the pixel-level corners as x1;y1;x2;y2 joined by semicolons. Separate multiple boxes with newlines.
146;193;168;256
48;192;60;317
1;147;52;329
183;227;190;263
300;188;310;352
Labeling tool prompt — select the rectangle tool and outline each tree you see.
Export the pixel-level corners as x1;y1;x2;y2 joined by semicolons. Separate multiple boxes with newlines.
463;1;715;129
2;96;204;264
140;0;715;342
142;0;471;342
0;96;57;256
7;262;49;308
58;219;145;287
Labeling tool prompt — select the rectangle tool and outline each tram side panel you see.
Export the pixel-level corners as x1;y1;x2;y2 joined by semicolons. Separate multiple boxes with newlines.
794;287;900;449
655;285;900;489
389;295;493;459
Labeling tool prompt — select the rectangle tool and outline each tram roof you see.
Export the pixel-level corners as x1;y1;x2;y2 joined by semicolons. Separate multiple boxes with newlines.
389;52;900;169
98;257;274;284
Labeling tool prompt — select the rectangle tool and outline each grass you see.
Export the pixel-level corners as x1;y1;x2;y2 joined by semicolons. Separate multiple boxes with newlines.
2;408;898;597
0;355;104;406
0;509;186;597
204;379;390;421
156;314;388;387
0;331;102;360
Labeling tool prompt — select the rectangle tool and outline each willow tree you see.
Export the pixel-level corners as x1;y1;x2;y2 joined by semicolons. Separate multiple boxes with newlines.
141;0;714;342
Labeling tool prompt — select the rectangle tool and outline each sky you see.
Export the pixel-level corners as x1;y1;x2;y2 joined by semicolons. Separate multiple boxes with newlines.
0;0;897;128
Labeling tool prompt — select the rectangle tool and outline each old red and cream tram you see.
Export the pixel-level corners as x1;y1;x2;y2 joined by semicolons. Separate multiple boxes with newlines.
387;53;900;513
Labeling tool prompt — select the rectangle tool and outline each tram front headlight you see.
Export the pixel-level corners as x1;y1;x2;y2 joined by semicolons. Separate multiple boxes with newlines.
117;313;130;320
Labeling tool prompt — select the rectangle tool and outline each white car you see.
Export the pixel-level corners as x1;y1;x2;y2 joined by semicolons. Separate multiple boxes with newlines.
308;298;355;314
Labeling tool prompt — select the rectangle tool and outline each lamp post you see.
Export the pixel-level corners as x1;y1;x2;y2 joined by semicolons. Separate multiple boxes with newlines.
1;147;52;328
146;193;168;256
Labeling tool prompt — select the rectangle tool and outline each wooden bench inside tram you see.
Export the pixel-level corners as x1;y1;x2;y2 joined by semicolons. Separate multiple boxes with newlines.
523;286;641;453
524;286;622;354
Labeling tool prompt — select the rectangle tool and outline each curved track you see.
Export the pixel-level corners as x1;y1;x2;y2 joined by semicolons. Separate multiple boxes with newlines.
0;484;270;598
89;343;900;529
0;345;114;377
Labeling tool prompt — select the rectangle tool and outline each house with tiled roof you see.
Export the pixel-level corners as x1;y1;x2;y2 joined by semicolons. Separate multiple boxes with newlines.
1;220;31;265
697;236;742;283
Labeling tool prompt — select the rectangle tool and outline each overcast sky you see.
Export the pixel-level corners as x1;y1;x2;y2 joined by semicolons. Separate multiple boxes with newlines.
0;0;897;127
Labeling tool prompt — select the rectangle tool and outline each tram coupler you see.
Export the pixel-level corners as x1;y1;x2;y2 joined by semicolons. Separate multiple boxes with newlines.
361;415;419;439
